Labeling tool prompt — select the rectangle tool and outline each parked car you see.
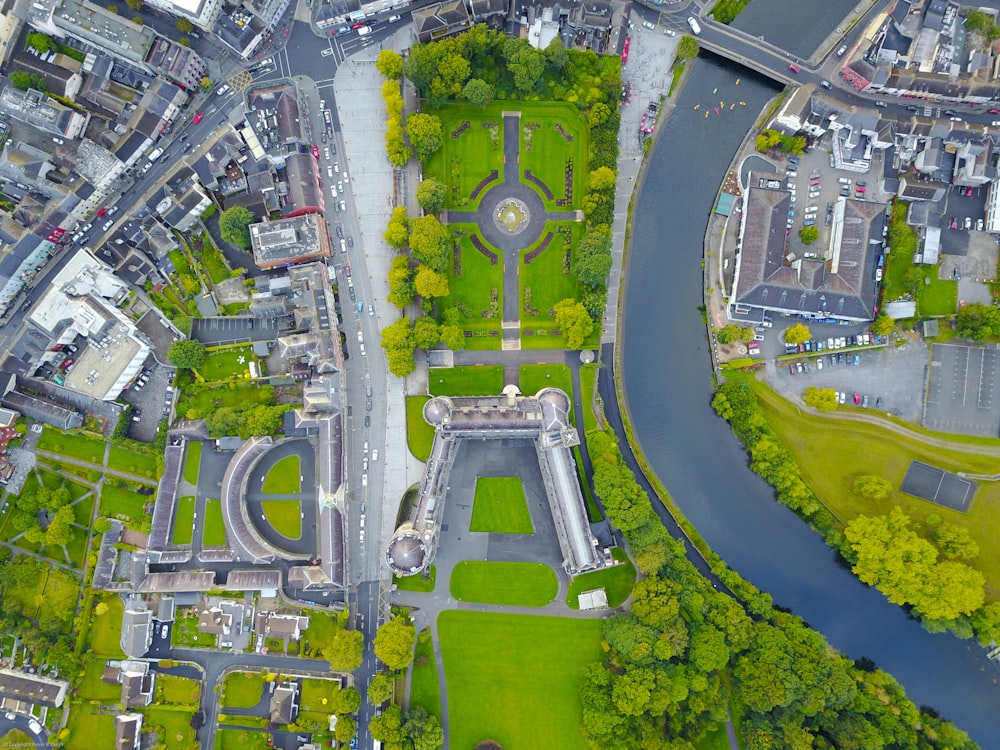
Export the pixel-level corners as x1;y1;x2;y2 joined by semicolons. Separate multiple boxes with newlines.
965;217;972;230
853;392;861;405
193;112;204;124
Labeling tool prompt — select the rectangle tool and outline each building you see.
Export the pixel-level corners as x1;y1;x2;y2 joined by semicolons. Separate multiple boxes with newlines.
249;213;331;269
114;713;142;750
118;660;155;708
0;668;69;707
387;387;604;577
142;0;224;30
120;599;154;658
254;611;309;643
0;85;88;140
269;681;300;724
729;172;885;323
412;0;472;43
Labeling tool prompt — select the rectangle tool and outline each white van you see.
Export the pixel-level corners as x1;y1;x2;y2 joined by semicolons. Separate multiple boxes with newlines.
838;177;851;185
358;25;373;36
340;239;347;253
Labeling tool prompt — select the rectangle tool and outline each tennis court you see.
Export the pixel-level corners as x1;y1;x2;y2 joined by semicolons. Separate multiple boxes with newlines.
900;461;976;512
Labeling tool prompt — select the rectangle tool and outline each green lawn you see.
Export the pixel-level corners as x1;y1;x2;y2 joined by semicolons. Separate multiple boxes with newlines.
71;493;95;525
144;706;199;749
470;476;534;534
198;346;254;382
64;530;88;569
520;222;585;338
172;496;195;545
579;363;600;434
202;499;227;547
302;611;341;656
409;628;441;720
450;561;558;607
172;611;217;648
406;396;435;462
36;429;105;464
222;671;265;709
107;444;160;479
78;656;121;701
2;564;46;619
519;364;574;422
428;365;505;397
99;484;149;523
216;728;271;750
202;245;231;285
745;375;1000;592
519;104;589;209
439;611;604;750
300;677;340;713
882;203;957;316
425;102;508;210
0;729;33;746
262;455;301;494
89;593;125;656
262;500;301;538
183;441;202;484
438;224;504;348
64;703;116;750
176;382;274;420
158;674;200;705
920;273;958;316
566;547;636;608
696;724;732;750
394;565;436;593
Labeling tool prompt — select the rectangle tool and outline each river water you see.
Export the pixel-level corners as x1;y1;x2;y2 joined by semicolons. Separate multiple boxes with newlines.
620;54;1000;747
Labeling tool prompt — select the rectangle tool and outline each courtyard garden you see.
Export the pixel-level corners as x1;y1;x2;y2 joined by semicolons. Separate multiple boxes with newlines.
262;454;301;494
450;561;558;607
202;499;227;547
172;496;195;545
424;103;507;211
428;365;505;397
437;224;505;348
470;476;534;534
183;441;202;484
517;104;589;210
262;499;301;539
405;396;435;461
438;611;604;750
196;345;256;382
221;671;265;709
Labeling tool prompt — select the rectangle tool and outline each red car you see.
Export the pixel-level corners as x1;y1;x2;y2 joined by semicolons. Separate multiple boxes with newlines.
853;392;861;405
97;207;108;217
950;216;957;229
312;145;320;159
351;21;365;29
789;63;801;73
193;112;204;124
965;186;973;196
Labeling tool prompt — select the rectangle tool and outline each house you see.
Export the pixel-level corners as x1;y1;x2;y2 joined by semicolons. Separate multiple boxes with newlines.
249;213;331;270
0;668;69;708
118;660;156;708
120;599;154;658
114;713;142;750
197;600;246;645
254;612;310;644
269;681;300;724
412;0;472;44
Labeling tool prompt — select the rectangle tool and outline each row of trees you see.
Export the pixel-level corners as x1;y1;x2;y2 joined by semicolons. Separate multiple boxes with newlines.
381;312;464;377
582;426;978;748
956;302;1000;341
381;74;412;168
755;128;806;156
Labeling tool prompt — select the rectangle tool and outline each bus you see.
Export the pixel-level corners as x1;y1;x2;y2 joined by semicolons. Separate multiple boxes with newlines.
687;17;701;34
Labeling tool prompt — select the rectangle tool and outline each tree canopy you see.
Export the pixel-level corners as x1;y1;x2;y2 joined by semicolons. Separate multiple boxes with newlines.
373;615;417;671
168;340;206;369
783;323;811;345
376;49;404;79
8;70;46;91
219;206;254;249
323;628;364;672
405;113;443;162
957;302;1000;341
409;215;450;273
416;178;447;214
553;298;595;349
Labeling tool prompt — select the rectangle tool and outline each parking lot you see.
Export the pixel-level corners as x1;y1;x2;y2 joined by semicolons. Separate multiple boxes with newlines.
764;333;931;423
924;344;1000;437
191;316;285;346
121;362;175;441
940;184;988;256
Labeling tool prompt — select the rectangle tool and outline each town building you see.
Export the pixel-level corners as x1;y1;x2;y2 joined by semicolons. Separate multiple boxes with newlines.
249;213;331;269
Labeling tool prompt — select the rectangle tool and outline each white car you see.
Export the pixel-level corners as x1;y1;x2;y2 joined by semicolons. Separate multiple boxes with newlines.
642;21;654;29
327;167;334;178
357;330;363;343
664;29;676;36
333;162;340;173
372;448;379;462
361;473;368;487
339;200;346;212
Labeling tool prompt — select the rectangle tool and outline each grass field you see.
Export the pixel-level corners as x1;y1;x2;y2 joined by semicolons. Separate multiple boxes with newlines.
99;484;149;523
262;455;301;494
172;496;195;545
78;657;121;700
158;674;200;705
520;222;582;330
2;563;46;620
300;678;340;713
406;396;435;461
37;429;105;464
64;703;115;750
222;671;265;708
425;102;508;210
144;706;199;749
198;346;254;382
183;441;202;484
0;730;33;746
176;382;274;420
883;204;958;316
107;444;160;479
470;477;534;534
519;364;574;422
451;561;558;607
216;728;271;750
519;106;588;209
579;363;600;434
71;493;95;525
89;593;125;656
566;548;635;608
409;628;441;720
429;366;506;397
439;611;603;750
262;500;301;539
64;530;88;569
438;225;505;348
394;565;436;593
302;611;340;655
744;374;1000;592
202;499;226;547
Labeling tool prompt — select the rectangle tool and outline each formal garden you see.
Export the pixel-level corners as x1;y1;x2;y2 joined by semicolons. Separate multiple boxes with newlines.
469;476;534;534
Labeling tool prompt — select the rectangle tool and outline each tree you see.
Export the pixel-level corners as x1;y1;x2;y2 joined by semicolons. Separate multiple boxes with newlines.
369;704;408;746
177;36;191;47
409;215;450;273
416;178;447;215
334;715;358;743
440;308;465;351
367;672;395;705
677;35;700;60
575;227;613;287
385;207;410;249
126;0;142;9
93;517;112;534
331;686;361;715
199;76;212;91
406;113;443;162
587;166;617;193
386;116;412;167
783;323;811;345
901;266;924;296
414;266;449;299
871;314;894;336
588;102;611;128
168;340;206;369
376;49;404;79
412;316;441;349
176;17;193;33
957;302;1000;341
716;325;752;345
388;255;416;309
463;78;494;108
45;506;75;546
803;386;838;412
381;318;417;377
219;206;254;249
799;225;819;245
26;33;55;54
553;298;595;349
8;70;46;91
373;615;416;671
324;628;364;671
934;523;980;560
94;602;110;616
852;475;892;500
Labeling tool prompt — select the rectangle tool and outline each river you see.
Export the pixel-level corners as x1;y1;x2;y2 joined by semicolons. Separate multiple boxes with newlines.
620;53;1000;747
